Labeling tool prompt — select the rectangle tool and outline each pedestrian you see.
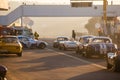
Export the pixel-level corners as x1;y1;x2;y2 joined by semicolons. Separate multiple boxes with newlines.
72;30;76;40
34;31;39;40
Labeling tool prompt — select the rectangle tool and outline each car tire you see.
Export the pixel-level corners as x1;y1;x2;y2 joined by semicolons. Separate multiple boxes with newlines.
106;55;120;72
76;47;79;54
84;52;91;58
39;43;46;49
53;44;56;48
110;58;120;72
59;46;62;50
84;48;92;58
63;46;67;51
106;58;112;69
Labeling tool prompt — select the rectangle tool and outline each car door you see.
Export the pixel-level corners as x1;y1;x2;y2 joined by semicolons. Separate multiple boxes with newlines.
22;37;31;48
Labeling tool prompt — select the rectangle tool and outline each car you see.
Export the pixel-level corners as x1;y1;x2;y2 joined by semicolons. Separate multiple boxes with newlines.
35;39;48;49
17;36;37;48
76;36;118;58
59;40;78;51
106;48;120;72
0;35;23;57
76;35;95;54
53;36;69;48
17;36;48;49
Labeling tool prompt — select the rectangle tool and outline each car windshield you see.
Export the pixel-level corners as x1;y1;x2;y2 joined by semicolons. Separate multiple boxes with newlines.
2;37;18;43
92;38;111;43
57;37;68;41
79;37;90;44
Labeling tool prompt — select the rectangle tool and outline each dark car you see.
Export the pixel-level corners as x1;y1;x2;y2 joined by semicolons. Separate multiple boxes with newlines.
106;48;120;72
76;36;118;58
53;36;69;48
76;35;94;54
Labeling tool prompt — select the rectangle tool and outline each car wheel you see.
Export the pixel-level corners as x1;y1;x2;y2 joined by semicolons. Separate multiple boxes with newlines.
17;52;22;57
63;46;67;51
59;46;62;50
53;44;56;48
39;43;46;49
84;52;91;58
53;45;55;48
76;47;79;54
84;49;92;58
110;59;120;72
106;58;112;69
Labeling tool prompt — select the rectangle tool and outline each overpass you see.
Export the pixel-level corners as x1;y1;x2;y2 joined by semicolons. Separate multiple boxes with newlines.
0;5;120;25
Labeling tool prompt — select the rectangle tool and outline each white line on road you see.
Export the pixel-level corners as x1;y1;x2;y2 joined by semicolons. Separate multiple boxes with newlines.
48;49;106;69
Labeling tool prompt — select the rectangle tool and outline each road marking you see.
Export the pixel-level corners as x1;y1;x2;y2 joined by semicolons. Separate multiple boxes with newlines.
48;49;106;69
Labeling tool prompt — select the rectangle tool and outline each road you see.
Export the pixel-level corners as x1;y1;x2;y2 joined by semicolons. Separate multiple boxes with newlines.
0;38;120;80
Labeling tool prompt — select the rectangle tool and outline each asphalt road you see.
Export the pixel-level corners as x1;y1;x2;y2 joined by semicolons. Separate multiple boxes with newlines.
0;38;120;80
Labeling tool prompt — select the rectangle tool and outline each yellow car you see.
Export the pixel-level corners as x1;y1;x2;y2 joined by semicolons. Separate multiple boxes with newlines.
0;36;23;57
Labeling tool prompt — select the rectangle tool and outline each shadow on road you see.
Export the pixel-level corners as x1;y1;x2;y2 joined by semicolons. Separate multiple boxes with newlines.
17;53;90;72
68;69;120;80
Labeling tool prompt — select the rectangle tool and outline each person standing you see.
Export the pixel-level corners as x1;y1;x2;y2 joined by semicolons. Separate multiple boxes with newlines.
72;30;76;40
34;31;39;40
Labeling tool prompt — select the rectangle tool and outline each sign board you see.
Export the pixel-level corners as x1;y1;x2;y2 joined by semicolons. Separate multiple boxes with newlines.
95;23;101;29
71;2;92;7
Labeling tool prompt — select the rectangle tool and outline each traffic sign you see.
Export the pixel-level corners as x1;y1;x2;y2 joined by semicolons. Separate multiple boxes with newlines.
95;23;101;29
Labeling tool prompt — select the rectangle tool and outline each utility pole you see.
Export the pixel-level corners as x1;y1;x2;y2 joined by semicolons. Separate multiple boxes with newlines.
103;0;107;27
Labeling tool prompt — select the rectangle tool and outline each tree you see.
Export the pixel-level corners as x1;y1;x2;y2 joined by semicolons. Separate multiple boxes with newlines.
85;17;101;35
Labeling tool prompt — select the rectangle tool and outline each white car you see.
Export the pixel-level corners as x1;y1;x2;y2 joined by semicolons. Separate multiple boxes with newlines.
59;41;78;50
17;36;48;49
53;36;69;48
17;36;36;48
